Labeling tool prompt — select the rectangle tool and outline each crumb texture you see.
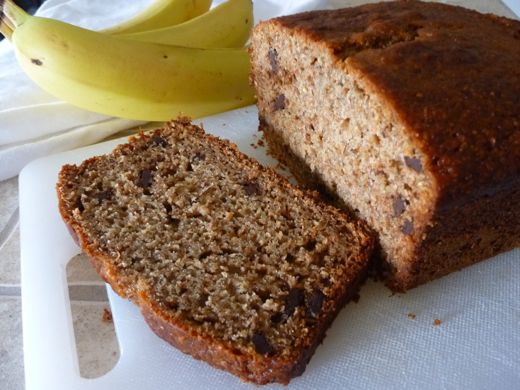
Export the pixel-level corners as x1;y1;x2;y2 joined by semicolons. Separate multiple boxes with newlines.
250;0;520;290
57;120;373;384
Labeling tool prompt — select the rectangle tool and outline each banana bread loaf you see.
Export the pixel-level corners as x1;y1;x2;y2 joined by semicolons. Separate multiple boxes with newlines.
56;119;374;384
250;0;520;291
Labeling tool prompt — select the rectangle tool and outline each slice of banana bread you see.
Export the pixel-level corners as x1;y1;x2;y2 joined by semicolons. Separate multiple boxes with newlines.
56;119;374;385
250;0;520;291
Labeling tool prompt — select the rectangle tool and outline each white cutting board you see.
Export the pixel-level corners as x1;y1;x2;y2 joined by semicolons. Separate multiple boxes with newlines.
20;106;520;390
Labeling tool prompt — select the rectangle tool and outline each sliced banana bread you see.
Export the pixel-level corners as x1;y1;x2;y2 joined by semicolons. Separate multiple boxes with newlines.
250;0;520;291
56;119;374;385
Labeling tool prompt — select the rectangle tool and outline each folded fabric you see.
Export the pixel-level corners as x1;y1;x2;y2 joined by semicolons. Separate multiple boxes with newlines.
0;0;348;181
0;0;154;181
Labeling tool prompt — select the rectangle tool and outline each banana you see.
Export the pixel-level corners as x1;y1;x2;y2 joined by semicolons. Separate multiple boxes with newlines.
120;0;252;48
6;10;255;121
102;0;213;35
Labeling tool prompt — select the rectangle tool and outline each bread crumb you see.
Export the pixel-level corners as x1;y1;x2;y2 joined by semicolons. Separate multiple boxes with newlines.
102;308;113;323
433;318;442;326
407;312;416;320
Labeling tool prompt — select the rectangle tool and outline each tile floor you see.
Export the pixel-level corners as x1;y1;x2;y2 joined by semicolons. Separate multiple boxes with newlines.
0;177;119;389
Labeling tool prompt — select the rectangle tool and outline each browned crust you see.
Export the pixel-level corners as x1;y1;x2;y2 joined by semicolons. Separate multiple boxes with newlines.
387;178;520;291
56;120;374;384
258;0;520;206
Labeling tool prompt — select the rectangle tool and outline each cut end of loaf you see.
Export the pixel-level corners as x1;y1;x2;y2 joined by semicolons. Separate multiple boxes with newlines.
56;120;374;384
251;19;437;286
250;1;520;291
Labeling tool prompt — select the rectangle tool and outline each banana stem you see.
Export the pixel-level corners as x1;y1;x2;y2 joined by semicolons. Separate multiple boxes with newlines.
1;0;28;29
0;13;14;40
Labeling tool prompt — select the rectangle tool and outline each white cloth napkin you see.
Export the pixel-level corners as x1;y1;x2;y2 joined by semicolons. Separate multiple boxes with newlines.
0;0;330;181
0;0;515;181
0;0;152;181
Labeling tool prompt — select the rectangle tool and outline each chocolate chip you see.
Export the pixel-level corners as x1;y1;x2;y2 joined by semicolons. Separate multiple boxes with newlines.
76;198;85;213
168;217;180;227
285;253;295;263
272;94;286;111
404;156;423;172
242;180;261;196
94;190;112;204
402;219;414;235
151;135;168;147
304;239;317;251
252;332;274;355
270;312;283;324
199;251;211;261
268;47;279;73
284;287;305;318
254;288;270;302
165;300;178;311
136;169;153;188
308;289;325;317
393;196;407;217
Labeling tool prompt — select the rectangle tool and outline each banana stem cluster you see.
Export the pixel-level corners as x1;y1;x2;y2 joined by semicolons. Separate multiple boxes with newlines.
0;17;13;40
1;0;27;30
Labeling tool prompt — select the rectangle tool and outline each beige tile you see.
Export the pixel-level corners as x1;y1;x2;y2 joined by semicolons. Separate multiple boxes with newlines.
71;301;120;379
66;253;109;302
68;285;108;302
0;177;18;229
0;228;112;288
67;253;105;285
0;297;24;390
0;177;19;251
0;227;20;285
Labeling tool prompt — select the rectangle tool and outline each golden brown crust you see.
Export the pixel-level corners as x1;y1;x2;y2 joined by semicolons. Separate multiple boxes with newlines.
388;179;520;291
264;0;520;205
56;120;374;384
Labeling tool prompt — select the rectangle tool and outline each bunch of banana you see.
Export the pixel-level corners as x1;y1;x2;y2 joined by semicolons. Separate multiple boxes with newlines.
102;0;213;34
119;0;253;48
0;0;255;121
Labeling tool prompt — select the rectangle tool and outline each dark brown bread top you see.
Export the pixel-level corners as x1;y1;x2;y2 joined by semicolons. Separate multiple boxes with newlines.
264;0;520;205
56;120;374;384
